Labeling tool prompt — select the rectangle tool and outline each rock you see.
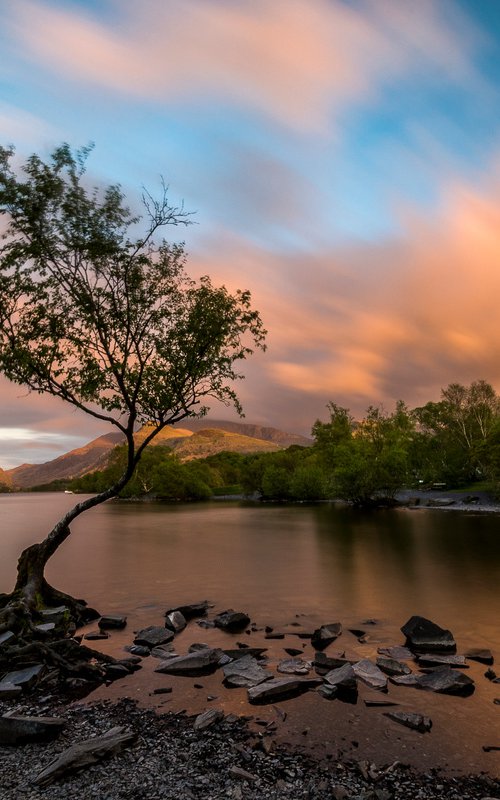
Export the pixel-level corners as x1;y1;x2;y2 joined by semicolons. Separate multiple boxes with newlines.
133;626;174;648
401;616;456;653
33;622;56;635
323;663;357;692
389;674;421;687
377;645;414;660
385;711;432;733
152;686;172;694
165;610;187;633
229;766;258;783
0;714;66;745
39;605;68;623
465;648;494;665
277;658;311;675
223;655;273;688
248;677;321;704
376;656;412;676
222;648;268;660
311;622;342;650
98;614;127;630
284;647;303;657
154;648;223;676
265;632;285;640
352;659;387;691
0;683;22;699
417;653;468;668
104;664;130;680
313;651;351;675
124;644;150;657
214;609;250;632
34;726;137;786
364;697;400;707
150;644;176;659
166;601;209;619
84;630;110;641
0;664;45;691
0;630;16;646
193;708;224;730
416;666;475;696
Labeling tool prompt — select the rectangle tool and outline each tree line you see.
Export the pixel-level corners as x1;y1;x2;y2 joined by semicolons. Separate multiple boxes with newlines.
70;379;500;506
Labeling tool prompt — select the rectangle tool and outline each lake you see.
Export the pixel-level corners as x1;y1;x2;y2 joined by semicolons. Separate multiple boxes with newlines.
1;493;499;776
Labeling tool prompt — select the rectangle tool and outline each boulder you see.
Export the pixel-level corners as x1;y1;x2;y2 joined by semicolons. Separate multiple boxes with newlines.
223;655;273;688
214;609;250;632
133;626;174;648
401;616;456;653
415;666;475;696
311;623;342;650
0;714;66;745
385;711;432;733
154;648;223;676
248;676;321;704
165;610;187;633
352;659;387;691
376;657;412;677
98;614;127;630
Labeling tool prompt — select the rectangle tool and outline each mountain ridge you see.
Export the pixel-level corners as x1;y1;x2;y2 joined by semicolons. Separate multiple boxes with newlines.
3;420;312;489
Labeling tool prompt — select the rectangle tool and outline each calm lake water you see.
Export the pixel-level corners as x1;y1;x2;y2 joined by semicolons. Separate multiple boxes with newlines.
1;493;499;775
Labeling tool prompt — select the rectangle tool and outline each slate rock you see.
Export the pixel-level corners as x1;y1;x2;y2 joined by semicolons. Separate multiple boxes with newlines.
166;601;209;619
98;614;127;630
389;674;421;687
124;644;150;657
0;630;16;647
385;711;432;733
352;659;388;691
376;656;412;677
377;646;414;661
84;630;110;641
277;658;311;675
222;647;268;660
284;647;303;657
165;610;187;633
214;609;250;632
323;663;357;691
0;714;66;745
248;676;321;704
0;664;45;690
0;683;22;699
33;622;56;635
311;623;342;650
416;666;475;696
401;616;456;653
314;651;351;675
133;626;174;648
465;648;494;665
39;605;68;623
417;653;468;668
223;655;273;688
193;708;224;730
154;648;223;676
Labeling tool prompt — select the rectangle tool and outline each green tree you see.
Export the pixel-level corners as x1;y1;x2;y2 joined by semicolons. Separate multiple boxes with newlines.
0;143;265;632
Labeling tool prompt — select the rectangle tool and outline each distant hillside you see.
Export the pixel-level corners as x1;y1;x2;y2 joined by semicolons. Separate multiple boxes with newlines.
172;428;279;460
4;419;305;489
176;418;313;448
6;432;125;489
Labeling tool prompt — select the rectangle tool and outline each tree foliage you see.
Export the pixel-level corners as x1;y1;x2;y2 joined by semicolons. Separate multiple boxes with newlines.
0;143;265;618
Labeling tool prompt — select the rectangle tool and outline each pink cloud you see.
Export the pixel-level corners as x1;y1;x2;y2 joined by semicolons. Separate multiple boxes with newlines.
7;0;485;133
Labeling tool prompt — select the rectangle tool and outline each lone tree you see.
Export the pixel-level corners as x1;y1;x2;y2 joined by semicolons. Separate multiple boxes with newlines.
0;143;265;635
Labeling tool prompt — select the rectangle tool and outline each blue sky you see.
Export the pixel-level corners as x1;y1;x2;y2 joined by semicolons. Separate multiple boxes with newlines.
1;0;500;467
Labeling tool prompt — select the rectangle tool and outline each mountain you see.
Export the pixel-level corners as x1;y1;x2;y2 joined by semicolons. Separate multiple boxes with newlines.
4;420;308;489
175;418;313;448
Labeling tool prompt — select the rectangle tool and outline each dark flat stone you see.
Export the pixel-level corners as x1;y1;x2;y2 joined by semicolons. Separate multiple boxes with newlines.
133;626;174;648
401;616;456;653
154;648;223;676
0;714;66;745
248;677;321;704
98;615;127;630
385;711;432;733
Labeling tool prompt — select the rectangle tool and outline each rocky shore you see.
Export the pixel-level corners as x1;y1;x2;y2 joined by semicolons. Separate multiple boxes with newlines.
1;605;500;799
1;693;499;800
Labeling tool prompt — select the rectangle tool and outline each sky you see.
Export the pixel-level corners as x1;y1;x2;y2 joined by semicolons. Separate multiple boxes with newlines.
1;0;500;468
